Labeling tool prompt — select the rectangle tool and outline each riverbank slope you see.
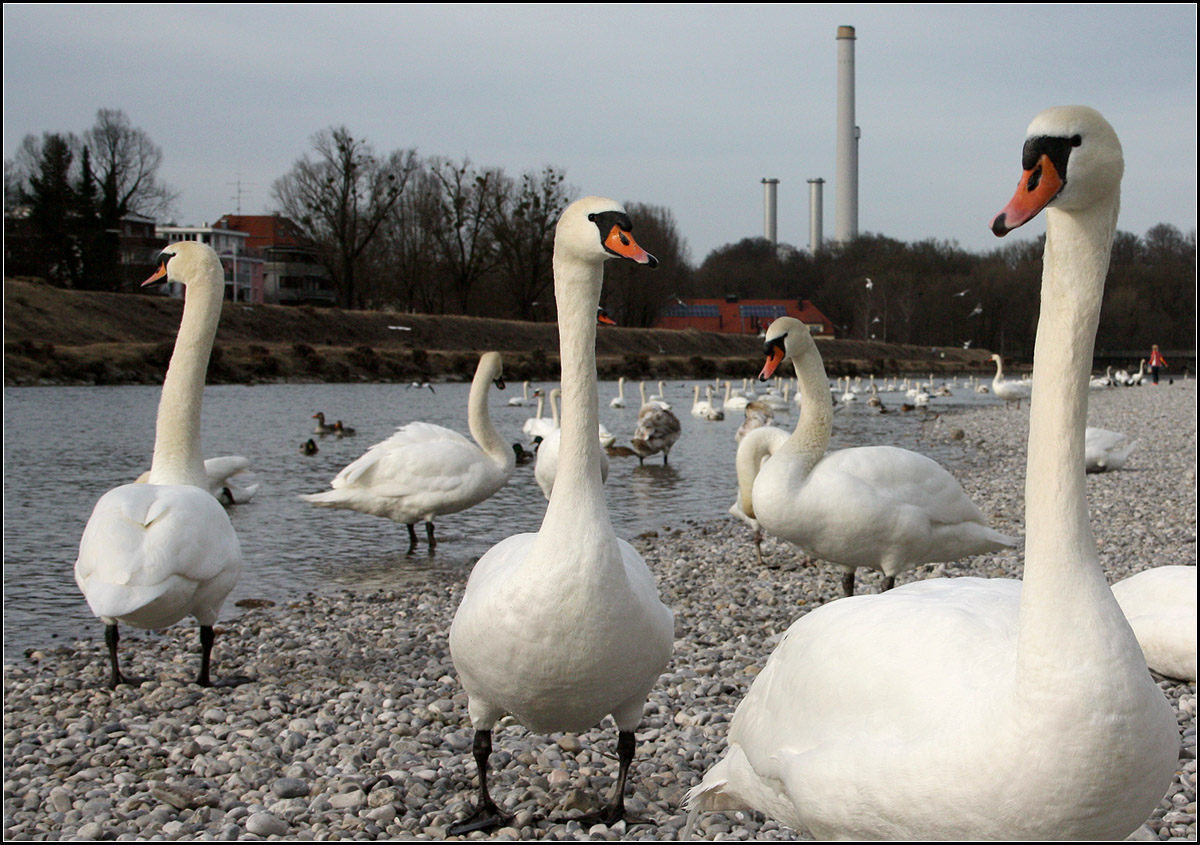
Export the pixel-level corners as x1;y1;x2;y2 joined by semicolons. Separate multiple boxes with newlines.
5;278;998;386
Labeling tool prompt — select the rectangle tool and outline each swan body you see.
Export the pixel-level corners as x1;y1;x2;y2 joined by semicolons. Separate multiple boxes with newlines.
523;390;557;441
689;105;1177;840
533;425;610;500
632;400;682;465
449;197;672;832
303;352;514;550
508;381;534;406
722;380;749;410
1112;565;1197;682
691;384;724;421
748;317;1017;596
610;376;627;408
990;354;1032;408
734;399;776;444
1084;427;1138;473
136;455;259;505
729;425;791;565
75;242;242;688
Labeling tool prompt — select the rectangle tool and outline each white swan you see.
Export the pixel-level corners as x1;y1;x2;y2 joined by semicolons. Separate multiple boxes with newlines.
989;353;1032;409
507;380;534;406
691;384;724;421
523;389;558;442
722;380;749;410
610;376;627;408
302;352;515;551
729;424;790;566
688;105;1177;839
1112;565;1197;682
1084;427;1138;473
75;242;243;688
136;455;259;505
448;197;673;833
745;317;1017;596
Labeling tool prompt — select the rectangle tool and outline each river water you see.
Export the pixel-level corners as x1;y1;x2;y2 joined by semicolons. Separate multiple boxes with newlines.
2;376;1003;661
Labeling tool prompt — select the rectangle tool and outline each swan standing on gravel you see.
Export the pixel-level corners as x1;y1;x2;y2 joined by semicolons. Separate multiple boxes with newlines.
688;105;1177;840
990;353;1032;408
1112;565;1197;682
745;317;1017;596
448;197;673;834
75;242;243;689
302;352;515;552
1084;427;1138;473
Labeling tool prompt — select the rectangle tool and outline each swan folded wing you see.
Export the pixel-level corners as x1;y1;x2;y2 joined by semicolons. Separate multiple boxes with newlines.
77;484;241;622
727;580;1022;783
331;423;473;489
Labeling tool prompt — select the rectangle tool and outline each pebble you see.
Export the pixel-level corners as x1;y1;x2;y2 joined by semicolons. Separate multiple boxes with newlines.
1;382;1194;840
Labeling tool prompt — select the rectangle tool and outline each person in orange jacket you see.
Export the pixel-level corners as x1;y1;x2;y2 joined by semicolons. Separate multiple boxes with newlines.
1148;344;1168;385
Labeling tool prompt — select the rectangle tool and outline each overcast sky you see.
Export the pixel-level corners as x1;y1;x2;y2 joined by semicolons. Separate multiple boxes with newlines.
4;4;1196;264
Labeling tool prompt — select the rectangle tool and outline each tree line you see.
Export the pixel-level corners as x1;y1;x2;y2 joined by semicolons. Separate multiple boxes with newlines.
6;115;1194;356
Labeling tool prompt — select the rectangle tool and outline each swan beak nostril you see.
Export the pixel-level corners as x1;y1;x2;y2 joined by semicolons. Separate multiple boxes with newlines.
603;226;657;267
991;154;1063;237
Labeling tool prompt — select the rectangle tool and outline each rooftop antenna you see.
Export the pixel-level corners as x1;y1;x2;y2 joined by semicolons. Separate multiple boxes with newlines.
228;176;256;215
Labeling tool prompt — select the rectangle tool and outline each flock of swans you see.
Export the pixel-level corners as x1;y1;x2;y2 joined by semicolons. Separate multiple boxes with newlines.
73;107;1192;840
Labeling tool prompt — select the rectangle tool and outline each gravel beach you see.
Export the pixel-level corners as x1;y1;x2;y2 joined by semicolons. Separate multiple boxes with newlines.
4;380;1196;841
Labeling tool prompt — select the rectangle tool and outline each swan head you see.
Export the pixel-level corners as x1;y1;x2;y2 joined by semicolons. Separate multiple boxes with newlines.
478;351;506;390
555;196;658;268
991;106;1123;236
142;240;224;289
758;317;810;380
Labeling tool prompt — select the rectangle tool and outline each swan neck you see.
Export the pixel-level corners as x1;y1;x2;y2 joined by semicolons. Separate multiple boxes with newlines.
149;274;223;487
784;335;833;474
468;362;511;469
1018;196;1128;682
543;252;608;523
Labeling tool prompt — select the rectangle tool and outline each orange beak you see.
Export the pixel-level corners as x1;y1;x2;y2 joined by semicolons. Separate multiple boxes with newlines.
603;225;658;267
991;153;1065;236
597;310;617;326
759;345;786;380
142;261;169;287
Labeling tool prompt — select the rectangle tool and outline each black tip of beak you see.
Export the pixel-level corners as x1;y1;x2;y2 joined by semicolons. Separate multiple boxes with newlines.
646;255;659;269
991;214;1010;238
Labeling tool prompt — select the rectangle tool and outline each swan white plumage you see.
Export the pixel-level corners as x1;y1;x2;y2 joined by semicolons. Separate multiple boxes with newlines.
734;399;775;444
722;380;749;410
691;384;724;421
1084;427;1138;473
610;376;627;408
745;317;1017;596
688;105;1177;840
729;424;791;565
448;197;673;833
136;455;259;505
1112;565;1197;682
523;389;557;442
990;353;1032;408
75;242;243;688
302;352;515;551
507;380;534;406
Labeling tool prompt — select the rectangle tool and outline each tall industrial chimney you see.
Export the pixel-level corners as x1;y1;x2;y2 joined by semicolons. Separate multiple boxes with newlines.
807;177;825;253
761;178;779;245
835;25;858;243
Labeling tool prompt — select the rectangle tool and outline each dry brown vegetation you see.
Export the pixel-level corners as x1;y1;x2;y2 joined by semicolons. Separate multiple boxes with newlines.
4;278;998;386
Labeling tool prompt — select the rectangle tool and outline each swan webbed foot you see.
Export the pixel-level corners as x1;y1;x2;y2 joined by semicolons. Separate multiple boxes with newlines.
109;672;151;689
201;673;253;688
104;623;149;688
446;800;510;836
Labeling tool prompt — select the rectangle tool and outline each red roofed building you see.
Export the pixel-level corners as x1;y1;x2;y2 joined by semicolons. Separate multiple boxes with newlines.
213;214;337;306
654;297;835;337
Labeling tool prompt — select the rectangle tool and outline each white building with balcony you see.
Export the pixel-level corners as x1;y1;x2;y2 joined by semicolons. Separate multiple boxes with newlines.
155;223;263;303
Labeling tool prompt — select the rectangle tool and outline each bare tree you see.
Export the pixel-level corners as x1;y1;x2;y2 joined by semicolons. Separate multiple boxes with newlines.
427;157;504;314
489;165;572;320
372;164;445;312
272;126;418;309
83;109;178;220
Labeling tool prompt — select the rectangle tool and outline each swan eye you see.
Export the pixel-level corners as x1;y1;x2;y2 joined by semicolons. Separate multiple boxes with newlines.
1070;135;1082;147
587;213;596;221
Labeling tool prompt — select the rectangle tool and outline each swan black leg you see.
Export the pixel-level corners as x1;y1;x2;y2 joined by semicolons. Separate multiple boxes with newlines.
448;729;509;835
406;523;419;553
841;570;856;597
573;730;644;827
197;624;250;688
425;521;437;550
104;623;147;688
880;575;896;592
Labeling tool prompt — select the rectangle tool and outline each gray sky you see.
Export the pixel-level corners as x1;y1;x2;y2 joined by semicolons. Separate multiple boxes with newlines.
4;4;1196;264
